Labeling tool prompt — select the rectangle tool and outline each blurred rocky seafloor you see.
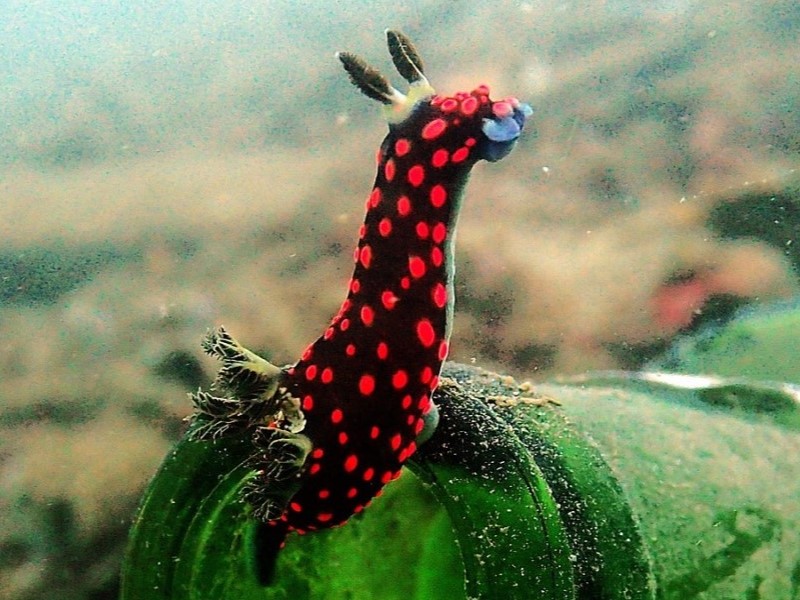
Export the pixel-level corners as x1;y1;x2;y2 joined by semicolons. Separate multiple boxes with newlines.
1;1;799;598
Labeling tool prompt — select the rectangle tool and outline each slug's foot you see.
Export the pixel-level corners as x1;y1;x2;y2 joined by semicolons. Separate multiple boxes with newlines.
244;427;312;522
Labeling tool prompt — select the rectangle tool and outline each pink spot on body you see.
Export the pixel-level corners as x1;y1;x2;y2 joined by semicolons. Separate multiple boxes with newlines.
359;245;372;268
381;290;399;309
432;223;446;244
344;455;358;472
432;148;449;168
432;283;447;308
430;185;447;208
409;256;427;278
416;319;436;347
397;196;411;216
407;165;425;187
421;118;447;140
392;370;408;389
359;374;376;395
360;305;375;326
460;96;479;116
395;138;411;156
452;147;470;163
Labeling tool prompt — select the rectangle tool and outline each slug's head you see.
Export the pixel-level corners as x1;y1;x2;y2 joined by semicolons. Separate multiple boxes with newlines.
338;30;533;164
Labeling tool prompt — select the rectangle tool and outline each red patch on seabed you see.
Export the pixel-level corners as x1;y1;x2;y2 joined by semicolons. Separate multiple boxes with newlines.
651;278;710;330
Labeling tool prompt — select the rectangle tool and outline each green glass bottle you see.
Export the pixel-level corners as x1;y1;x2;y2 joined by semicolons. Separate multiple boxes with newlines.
122;362;800;599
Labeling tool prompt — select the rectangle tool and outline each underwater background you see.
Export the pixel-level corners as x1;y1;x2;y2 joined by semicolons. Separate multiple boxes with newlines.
1;1;798;598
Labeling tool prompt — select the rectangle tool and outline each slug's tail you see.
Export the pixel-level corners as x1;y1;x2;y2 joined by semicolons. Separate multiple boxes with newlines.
253;519;291;586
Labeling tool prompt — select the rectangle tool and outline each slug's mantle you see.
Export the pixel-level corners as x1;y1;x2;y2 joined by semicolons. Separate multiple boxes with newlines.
187;30;532;547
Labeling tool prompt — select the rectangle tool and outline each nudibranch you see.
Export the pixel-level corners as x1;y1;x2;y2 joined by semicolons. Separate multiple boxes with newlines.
188;30;532;545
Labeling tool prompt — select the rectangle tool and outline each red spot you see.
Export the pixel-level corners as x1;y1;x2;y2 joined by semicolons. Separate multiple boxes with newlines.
430;375;439;390
344;454;358;472
395;138;411;156
359;373;376;395
290;502;302;512
385;159;396;181
441;98;459;112
347;487;358;499
317;512;333;523
431;246;443;266
360;305;375;326
409;256;426;278
310;463;321;475
419;395;431;412
390;434;402;451
406;414;415;425
359;245;372;269
392;369;408;389
415;418;425;435
452;147;470;163
430;185;447;208
339;431;348;445
369;187;381;207
421;366;433;384
354;504;365;514
377;342;389;359
321;367;334;384
363;467;375;481
397;195;411;216
301;345;313;361
302;395;314;410
408;165;425;187
432;283;447;308
416;221;430;239
375;148;382;164
460;95;479;115
416;319;435;347
346;343;356;356
430;95;444;106
421;118;447;140
432;222;446;243
370;425;380;439
401;394;412;409
492;101;513;118
305;365;318;380
438;340;449;360
350;279;361;294
406;441;418;457
359;224;366;238
318;489;330;499
474;84;490;96
340;318;350;331
331;408;343;424
465;137;476;147
432;148;449;168
392;470;403;481
312;447;324;459
378;218;392;237
381;290;398;309
400;277;410;290
381;471;393;484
